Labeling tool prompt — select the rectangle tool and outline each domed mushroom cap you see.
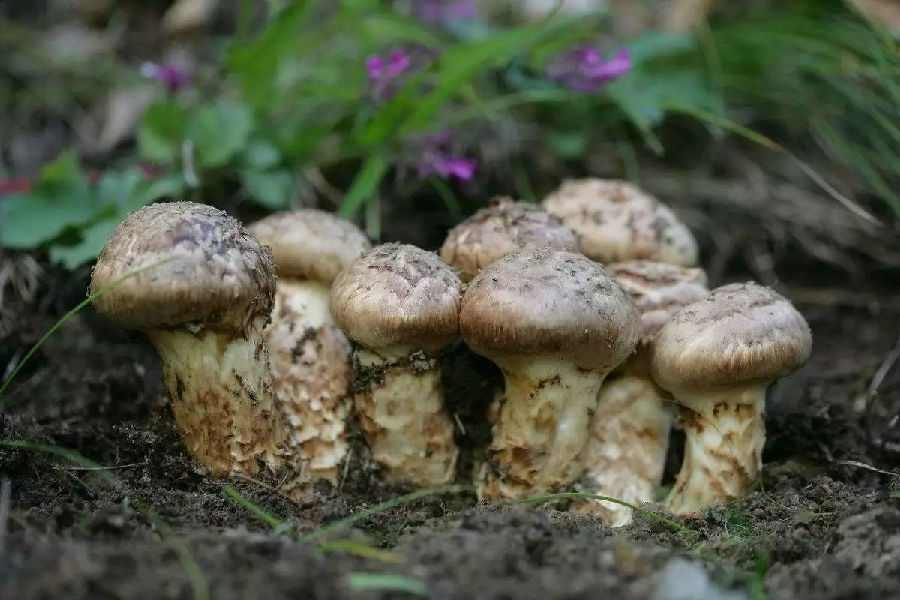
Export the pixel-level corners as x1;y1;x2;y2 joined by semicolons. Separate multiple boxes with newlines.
460;249;640;371
607;260;709;346
90;202;275;331
330;243;463;351
542;179;698;266
652;282;812;391
248;209;370;285
440;197;579;281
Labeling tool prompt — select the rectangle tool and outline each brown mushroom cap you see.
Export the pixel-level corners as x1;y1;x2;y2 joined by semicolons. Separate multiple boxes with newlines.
330;243;463;352
460;248;640;371
90;202;275;332
440;197;579;281
606;260;709;346
652;282;812;391
248;209;370;285
542;179;698;266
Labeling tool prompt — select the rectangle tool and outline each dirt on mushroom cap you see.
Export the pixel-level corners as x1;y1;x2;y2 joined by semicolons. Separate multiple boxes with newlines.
606;260;709;347
542;179;698;267
248;209;371;284
330;243;463;352
460;248;641;371
651;282;813;391
90;202;276;332
440;197;579;281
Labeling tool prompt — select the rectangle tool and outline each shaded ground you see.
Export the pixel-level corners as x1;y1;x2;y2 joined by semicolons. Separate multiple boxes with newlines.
1;255;898;600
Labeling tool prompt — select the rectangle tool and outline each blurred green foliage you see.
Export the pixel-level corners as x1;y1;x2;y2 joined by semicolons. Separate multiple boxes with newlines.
1;0;896;268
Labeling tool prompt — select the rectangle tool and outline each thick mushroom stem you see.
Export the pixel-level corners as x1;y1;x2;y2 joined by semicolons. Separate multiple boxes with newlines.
666;385;766;515
576;371;671;526
479;356;606;500
353;346;458;487
146;316;282;475
266;279;352;485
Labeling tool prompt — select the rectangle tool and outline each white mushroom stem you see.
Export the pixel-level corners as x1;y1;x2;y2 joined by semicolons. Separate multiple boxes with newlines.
354;346;458;487
576;373;671;526
479;357;605;499
266;279;352;487
146;316;283;475
666;384;767;515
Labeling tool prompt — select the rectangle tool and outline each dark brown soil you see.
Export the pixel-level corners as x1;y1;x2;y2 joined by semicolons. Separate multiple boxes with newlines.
1;256;899;600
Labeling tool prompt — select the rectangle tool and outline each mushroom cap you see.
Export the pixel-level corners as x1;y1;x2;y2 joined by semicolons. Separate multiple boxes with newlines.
460;248;640;371
651;282;812;392
440;197;579;281
607;260;709;346
542;178;698;266
330;243;463;352
248;209;370;285
90;202;275;332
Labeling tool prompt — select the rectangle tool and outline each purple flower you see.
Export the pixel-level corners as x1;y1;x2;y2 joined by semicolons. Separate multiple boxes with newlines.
547;46;631;93
365;49;413;100
411;133;477;181
410;0;476;27
140;61;191;94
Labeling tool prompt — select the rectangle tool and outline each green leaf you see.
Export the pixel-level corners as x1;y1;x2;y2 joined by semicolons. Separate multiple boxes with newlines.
48;216;121;269
135;174;188;209
186;101;255;169
345;573;428;596
626;31;697;64
0;153;96;249
38;150;88;189
401;25;549;134
359;14;442;47
606;69;722;153
338;155;388;218
96;169;143;208
138;100;189;165
241;169;294;209
239;139;282;170
227;1;312;109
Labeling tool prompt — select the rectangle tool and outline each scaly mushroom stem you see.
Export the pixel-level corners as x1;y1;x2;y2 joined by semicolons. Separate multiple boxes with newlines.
575;373;671;526
479;357;605;499
353;347;458;487
147;316;283;475
666;385;766;515
267;280;352;486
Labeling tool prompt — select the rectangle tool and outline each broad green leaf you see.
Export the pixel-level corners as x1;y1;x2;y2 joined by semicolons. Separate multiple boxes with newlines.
241;169;294;209
239;139;282;170
338;155;388;218
48;217;120;269
135;174;187;209
38;151;88;189
186;101;254;169
606;69;722;152
137;100;189;165
96;169;143;208
0;190;95;249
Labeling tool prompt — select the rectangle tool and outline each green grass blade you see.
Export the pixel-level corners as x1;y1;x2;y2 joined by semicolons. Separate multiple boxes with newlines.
318;539;403;563
345;573;428;596
0;439;209;600
0;257;175;399
338;155;389;219
222;485;283;528
298;484;472;543
510;491;689;534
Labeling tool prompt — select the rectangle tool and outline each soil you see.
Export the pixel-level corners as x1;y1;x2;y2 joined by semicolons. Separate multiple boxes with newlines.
1;248;898;600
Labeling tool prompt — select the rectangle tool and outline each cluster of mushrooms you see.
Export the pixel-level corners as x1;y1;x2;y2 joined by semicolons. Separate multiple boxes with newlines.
89;178;812;525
